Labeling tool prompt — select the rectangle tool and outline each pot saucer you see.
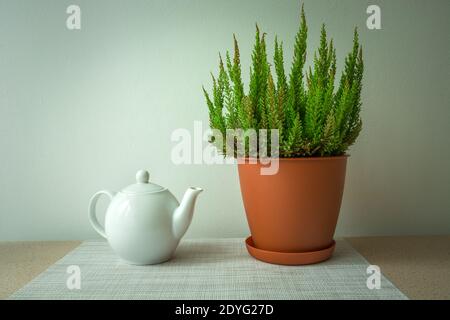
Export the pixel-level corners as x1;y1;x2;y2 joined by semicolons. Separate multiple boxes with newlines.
245;236;336;266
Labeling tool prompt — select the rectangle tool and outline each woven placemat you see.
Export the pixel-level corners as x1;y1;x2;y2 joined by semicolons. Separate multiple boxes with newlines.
10;238;407;299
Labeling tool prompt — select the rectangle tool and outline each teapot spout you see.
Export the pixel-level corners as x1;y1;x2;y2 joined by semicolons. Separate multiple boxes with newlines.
172;187;203;240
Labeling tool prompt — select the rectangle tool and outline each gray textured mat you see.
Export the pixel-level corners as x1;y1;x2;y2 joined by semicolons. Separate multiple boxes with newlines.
10;238;407;299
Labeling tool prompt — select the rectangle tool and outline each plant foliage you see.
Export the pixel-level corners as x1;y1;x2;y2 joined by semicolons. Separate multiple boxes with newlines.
203;4;363;157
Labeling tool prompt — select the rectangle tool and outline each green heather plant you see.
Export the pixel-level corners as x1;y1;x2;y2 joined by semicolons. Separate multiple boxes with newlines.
203;4;364;158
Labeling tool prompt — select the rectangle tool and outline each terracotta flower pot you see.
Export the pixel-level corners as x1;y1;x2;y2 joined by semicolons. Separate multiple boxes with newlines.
238;156;348;265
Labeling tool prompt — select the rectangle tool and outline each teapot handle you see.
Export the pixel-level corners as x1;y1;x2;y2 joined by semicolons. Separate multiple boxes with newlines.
88;190;115;239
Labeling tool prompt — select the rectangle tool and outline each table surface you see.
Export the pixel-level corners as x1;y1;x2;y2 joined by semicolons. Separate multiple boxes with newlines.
1;236;449;300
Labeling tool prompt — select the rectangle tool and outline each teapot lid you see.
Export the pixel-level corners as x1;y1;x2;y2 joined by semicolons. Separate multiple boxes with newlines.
121;170;166;194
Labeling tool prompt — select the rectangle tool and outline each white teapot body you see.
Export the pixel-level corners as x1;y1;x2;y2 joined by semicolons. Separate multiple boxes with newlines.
89;170;202;265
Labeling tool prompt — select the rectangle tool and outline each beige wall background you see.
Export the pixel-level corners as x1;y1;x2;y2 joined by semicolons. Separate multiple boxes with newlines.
0;0;449;240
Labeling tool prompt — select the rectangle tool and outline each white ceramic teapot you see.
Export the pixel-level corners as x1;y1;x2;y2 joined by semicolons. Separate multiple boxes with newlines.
88;170;203;265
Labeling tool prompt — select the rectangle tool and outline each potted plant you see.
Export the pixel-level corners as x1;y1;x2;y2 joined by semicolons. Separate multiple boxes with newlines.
203;4;363;265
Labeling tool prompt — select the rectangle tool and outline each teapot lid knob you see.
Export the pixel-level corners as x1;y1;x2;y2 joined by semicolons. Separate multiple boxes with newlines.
136;170;149;184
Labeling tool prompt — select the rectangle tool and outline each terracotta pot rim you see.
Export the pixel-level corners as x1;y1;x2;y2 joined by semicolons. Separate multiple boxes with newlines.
237;154;349;162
